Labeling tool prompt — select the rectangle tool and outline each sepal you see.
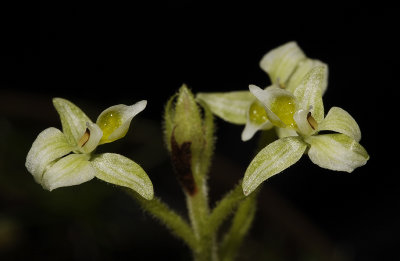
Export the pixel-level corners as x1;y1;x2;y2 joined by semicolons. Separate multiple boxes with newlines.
25;127;74;183
306;134;369;173
91;153;154;200
42;153;96;191
293;65;327;123
318;107;361;142
242;136;307;196
259;41;306;86
196;91;254;125
53;98;92;147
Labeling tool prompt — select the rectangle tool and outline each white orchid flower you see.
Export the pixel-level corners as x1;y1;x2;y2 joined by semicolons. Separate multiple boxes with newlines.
242;66;369;196
25;98;153;200
197;41;328;141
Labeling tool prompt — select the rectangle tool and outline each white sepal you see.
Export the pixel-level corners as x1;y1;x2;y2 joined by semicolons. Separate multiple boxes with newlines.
294;65;327;123
242;136;307;196
91;153;154;200
259;41;306;85
26;127;74;184
286;58;328;94
306;134;369;173
53;98;93;147
42;153;96;191
196;91;254;125
318;107;361;142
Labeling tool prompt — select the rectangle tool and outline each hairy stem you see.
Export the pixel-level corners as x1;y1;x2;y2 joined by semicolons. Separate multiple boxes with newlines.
186;177;217;261
219;189;258;261
127;190;198;251
208;182;245;235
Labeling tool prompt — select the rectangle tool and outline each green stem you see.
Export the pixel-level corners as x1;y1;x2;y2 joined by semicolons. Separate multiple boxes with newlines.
127;190;198;251
207;182;245;235
186;177;217;261
219;189;258;261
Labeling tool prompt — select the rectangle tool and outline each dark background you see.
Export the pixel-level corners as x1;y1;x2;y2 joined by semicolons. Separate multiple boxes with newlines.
0;2;393;261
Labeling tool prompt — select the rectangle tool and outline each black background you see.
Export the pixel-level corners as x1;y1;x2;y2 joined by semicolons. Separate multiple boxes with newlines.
0;2;395;261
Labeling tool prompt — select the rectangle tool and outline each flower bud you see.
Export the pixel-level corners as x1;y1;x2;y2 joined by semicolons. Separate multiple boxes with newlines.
164;84;214;195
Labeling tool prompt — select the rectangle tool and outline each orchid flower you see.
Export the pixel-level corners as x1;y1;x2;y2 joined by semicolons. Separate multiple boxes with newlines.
25;98;153;200
197;41;328;141
242;66;369;196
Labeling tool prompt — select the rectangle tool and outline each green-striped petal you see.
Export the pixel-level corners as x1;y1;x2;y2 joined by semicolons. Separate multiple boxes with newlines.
259;41;306;86
286;58;328;94
306;134;369;173
42;153;96;191
53;98;93;147
91;153;154;200
242;136;307;196
196;91;254;125
26;127;74;184
293;65;327;123
318;107;361;142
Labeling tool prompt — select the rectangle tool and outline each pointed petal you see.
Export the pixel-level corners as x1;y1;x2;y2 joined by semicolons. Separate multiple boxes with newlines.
242;137;307;196
96;100;147;144
241;120;273;141
318;107;361;142
53;98;93;147
196;91;254;124
294;65;327;123
91;153;154;200
306;134;369;173
259;41;306;86
26;127;74;184
42;154;96;191
286;59;328;94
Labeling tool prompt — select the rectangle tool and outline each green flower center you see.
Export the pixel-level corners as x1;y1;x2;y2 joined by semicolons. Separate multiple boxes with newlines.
270;96;297;128
249;101;269;125
97;111;122;142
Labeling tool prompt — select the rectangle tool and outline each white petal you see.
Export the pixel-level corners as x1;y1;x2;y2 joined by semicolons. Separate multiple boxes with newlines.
96;100;147;144
318;107;361;142
286;58;328;94
242;137;307;196
259;41;306;85
294;65;327;123
306;134;369;173
91;153;154;200
42;154;96;191
53;98;93;147
241;120;273;141
26;127;74;184
196;91;254;125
